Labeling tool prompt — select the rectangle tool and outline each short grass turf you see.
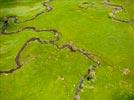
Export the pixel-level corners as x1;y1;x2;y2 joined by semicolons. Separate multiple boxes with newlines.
0;0;134;100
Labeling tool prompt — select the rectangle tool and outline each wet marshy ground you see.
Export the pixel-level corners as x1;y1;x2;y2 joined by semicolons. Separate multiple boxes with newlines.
0;0;134;100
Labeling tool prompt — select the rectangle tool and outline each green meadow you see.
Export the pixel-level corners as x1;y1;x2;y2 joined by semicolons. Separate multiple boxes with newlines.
0;0;134;100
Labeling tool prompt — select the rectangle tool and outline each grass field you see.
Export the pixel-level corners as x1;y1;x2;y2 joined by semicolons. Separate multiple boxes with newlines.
0;0;134;100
